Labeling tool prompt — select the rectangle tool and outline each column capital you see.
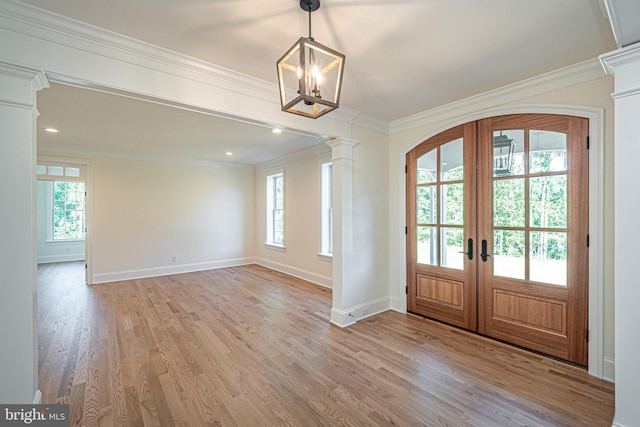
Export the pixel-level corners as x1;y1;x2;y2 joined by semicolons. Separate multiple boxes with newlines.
600;42;640;75
326;138;359;161
0;62;49;109
599;42;640;96
0;61;48;89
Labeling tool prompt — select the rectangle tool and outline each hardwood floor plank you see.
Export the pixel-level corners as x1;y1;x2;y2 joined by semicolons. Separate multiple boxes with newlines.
38;262;614;426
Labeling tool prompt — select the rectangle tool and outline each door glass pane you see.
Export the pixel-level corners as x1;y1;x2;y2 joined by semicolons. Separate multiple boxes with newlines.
441;184;463;225
530;175;567;228
530;231;567;286
530;130;567;173
494;179;525;227
493;230;525;280
417;186;437;224
441;138;464;181
417;149;437;184
417;226;437;265
441;227;463;270
493;130;524;176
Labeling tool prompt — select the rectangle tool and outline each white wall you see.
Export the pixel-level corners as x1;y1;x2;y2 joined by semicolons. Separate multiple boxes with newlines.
350;125;390;312
388;73;616;373
37;152;256;283
36;180;86;264
255;147;333;287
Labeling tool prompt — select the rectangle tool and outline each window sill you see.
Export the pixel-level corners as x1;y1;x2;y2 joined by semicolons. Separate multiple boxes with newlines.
265;243;286;252
45;239;85;244
317;253;333;262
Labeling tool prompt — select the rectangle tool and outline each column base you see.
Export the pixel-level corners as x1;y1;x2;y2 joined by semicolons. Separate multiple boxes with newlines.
330;307;356;328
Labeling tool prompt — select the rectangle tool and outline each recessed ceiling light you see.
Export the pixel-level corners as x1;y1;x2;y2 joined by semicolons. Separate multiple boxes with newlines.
44;128;59;133
272;128;282;134
225;151;233;156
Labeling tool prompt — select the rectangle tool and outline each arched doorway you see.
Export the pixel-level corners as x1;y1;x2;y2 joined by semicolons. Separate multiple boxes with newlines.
406;114;589;365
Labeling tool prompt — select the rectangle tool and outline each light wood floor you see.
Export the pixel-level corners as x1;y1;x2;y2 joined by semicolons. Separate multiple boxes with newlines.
38;262;615;426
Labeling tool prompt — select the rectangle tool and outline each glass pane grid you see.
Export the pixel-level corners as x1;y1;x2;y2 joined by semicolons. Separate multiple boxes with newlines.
492;128;569;286
53;181;86;240
415;140;465;269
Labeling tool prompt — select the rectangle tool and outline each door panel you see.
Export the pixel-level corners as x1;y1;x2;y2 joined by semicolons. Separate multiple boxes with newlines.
477;114;588;366
407;114;589;366
407;123;477;330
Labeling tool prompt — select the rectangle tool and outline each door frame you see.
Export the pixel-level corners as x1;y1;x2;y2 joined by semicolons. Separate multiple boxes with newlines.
395;105;606;379
37;155;94;285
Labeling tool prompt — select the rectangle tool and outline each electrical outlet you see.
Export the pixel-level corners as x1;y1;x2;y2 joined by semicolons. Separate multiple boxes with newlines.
171;255;177;263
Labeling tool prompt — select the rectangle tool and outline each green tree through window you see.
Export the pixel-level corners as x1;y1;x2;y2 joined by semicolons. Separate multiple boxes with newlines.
53;181;86;240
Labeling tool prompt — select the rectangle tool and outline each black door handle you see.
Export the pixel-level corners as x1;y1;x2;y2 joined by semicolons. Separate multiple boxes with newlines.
481;239;493;262
458;238;473;260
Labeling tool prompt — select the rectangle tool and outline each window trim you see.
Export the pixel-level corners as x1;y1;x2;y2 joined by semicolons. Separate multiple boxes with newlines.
266;170;285;248
319;161;333;260
51;180;86;242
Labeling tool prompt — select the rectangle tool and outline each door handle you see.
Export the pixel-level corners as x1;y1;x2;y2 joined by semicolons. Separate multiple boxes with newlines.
458;238;473;260
481;239;493;262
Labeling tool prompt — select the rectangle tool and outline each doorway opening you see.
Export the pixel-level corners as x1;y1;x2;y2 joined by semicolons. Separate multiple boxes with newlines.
37;157;92;284
406;114;589;366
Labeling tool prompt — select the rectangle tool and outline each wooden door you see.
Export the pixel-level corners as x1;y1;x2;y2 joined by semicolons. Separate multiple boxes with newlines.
477;114;589;366
406;123;477;330
406;114;589;366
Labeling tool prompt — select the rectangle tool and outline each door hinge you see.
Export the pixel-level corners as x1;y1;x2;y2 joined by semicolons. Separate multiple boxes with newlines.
405;286;408;295
405;164;407;173
587;234;590;247
85;264;87;269
405;226;408;235
587;136;590;150
586;329;589;342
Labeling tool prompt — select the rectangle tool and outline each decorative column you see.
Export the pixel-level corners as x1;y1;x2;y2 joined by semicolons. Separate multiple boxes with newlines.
327;138;358;327
0;62;48;403
600;43;640;426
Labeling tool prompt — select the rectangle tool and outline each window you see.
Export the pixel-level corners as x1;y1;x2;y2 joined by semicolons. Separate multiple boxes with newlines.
320;162;333;255
266;172;284;246
53;181;86;240
37;161;87;242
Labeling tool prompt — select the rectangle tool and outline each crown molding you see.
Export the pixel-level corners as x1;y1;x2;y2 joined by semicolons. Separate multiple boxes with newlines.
37;142;255;171
0;1;369;131
256;144;331;170
390;58;607;134
351;112;390;134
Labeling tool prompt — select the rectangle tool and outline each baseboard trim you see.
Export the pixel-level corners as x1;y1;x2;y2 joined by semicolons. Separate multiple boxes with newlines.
37;254;85;264
390;297;406;313
92;257;256;284
351;297;391;321
255;258;332;288
33;390;42;404
603;357;615;382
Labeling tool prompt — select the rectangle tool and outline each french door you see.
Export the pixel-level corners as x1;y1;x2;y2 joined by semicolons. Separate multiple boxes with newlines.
406;114;589;366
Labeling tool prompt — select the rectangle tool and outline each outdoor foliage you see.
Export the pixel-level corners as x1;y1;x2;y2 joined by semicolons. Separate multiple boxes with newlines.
53;181;85;240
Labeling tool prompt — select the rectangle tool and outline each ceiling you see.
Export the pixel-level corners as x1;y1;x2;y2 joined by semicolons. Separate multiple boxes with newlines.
19;0;640;165
37;83;325;165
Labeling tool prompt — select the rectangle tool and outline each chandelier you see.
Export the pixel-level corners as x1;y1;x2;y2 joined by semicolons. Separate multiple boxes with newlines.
276;0;345;119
